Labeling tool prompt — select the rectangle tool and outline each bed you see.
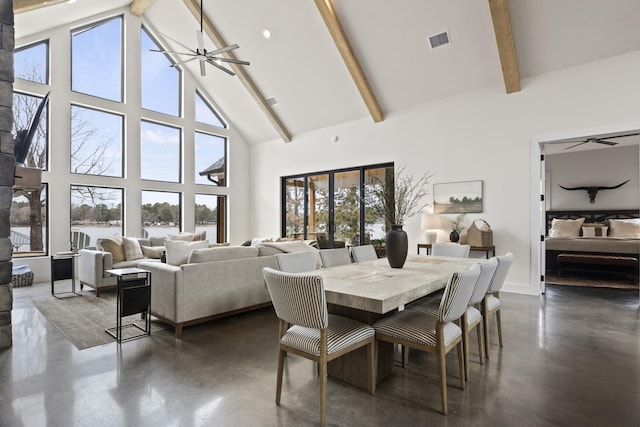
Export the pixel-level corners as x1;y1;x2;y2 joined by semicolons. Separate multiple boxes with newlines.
545;209;640;278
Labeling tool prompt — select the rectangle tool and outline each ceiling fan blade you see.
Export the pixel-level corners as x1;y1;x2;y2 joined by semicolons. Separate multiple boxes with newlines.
207;44;240;56
150;49;199;57
159;32;198;55
206;59;235;76
170;56;201;67
595;140;618;146
213;57;250;66
597;132;640;140
564;141;588;150
200;59;206;77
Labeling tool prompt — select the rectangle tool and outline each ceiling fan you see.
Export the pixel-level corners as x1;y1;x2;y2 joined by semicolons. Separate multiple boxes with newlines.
151;0;249;77
562;132;639;150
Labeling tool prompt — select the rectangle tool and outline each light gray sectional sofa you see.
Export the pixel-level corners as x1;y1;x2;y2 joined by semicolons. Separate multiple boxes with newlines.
138;245;285;337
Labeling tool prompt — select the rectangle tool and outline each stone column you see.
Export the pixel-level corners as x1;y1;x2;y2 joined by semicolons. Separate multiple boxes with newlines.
0;0;14;349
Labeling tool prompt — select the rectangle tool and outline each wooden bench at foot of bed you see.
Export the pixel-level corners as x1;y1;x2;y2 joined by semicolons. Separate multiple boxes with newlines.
557;253;638;283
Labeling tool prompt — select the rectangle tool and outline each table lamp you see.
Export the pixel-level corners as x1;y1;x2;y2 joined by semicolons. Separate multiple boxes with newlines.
421;213;441;244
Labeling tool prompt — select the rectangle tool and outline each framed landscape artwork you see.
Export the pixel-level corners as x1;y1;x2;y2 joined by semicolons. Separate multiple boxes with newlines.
433;180;483;213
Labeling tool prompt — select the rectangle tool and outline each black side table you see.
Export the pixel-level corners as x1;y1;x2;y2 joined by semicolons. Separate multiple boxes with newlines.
51;253;81;298
105;268;151;343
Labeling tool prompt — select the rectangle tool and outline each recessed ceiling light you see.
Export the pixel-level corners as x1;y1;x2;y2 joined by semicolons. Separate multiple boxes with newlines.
262;29;271;39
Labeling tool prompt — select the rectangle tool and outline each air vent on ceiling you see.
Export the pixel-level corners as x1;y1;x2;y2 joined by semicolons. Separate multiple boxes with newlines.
428;31;450;49
266;96;278;106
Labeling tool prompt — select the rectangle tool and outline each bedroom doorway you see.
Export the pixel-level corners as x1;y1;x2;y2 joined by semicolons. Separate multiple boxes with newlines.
532;126;640;297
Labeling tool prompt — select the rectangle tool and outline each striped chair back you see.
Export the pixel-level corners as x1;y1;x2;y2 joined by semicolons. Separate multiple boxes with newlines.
439;263;481;323
468;257;499;305
486;252;514;294
262;267;328;330
319;248;352;268
350;245;378;262
275;251;318;273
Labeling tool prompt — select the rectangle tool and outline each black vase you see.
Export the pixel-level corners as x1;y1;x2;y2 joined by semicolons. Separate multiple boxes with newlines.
450;229;460;243
386;224;408;268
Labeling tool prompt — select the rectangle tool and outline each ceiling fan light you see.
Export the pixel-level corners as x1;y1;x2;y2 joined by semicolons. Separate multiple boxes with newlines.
262;29;272;39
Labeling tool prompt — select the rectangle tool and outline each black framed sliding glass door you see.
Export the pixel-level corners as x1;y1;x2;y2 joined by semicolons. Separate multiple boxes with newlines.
281;163;393;249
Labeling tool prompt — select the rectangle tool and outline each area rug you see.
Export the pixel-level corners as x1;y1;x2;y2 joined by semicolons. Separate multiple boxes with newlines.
545;272;639;290
32;292;169;350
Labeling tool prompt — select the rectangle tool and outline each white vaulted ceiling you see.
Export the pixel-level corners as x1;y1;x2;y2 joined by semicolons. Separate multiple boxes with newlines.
14;0;640;144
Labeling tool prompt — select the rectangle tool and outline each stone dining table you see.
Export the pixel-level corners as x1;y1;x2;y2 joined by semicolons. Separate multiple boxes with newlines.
312;254;480;389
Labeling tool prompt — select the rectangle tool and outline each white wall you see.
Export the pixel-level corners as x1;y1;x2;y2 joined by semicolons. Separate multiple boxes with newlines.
546;145;639;210
250;50;640;296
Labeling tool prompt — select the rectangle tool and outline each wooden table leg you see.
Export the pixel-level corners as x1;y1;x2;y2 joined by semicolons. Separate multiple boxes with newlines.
327;304;395;390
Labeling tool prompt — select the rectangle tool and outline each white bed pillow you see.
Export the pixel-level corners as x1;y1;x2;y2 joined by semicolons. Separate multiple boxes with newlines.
609;218;640;238
549;218;585;238
581;226;608;237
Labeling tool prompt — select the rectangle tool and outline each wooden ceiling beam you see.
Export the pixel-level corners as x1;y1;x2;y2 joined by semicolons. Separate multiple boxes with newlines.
14;0;67;14
314;0;383;123
489;0;521;93
182;0;292;143
130;0;156;17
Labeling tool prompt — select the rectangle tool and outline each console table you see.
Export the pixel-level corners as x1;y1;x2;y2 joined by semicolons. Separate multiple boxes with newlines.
417;243;496;259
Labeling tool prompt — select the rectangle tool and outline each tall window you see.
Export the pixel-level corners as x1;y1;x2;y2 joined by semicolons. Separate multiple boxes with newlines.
195;194;226;243
195;90;225;128
13;92;48;170
284;177;305;238
12;92;49;258
13;15;233;255
70;186;123;244
195;132;226;186
71;16;123;102
14;40;48;84
10;184;48;256
141;26;180;116
141;190;182;238
70;105;123;177
140;121;181;182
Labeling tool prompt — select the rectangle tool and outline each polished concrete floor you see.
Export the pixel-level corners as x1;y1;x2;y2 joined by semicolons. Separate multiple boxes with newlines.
1;281;639;426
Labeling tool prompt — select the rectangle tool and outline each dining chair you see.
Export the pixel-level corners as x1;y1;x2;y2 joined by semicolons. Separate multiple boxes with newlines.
70;231;90;251
483;252;514;359
319;247;352;268
431;243;470;258
275;251;319;273
350;244;378;262
461;257;498;378
404;259;495;376
373;263;481;415
262;267;376;426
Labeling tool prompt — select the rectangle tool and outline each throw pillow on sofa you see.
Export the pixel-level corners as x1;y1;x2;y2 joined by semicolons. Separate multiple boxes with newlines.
122;236;144;261
165;239;209;265
100;234;125;264
141;245;165;259
166;232;192;241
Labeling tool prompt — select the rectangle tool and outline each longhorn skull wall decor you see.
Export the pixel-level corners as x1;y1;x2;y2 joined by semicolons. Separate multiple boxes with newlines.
558;179;630;203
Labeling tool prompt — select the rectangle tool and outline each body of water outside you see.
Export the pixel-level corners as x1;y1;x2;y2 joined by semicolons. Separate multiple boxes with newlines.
12;225;217;252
